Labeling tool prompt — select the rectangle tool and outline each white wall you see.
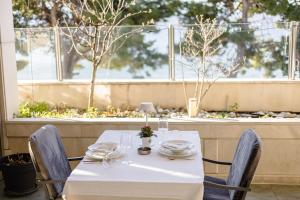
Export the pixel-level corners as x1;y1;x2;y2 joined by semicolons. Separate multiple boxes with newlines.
0;0;18;155
0;0;18;120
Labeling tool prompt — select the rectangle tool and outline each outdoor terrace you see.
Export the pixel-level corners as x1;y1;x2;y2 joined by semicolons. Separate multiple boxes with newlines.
1;0;300;200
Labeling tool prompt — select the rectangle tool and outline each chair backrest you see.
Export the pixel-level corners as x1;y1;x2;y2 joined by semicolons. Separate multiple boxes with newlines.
28;125;71;199
227;129;262;200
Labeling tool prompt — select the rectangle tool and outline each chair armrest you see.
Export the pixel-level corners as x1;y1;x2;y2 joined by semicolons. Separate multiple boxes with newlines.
37;178;66;184
202;157;232;165
204;180;251;192
68;156;84;161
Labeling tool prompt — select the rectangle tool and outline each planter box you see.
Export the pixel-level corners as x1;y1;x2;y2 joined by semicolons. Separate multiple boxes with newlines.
4;117;300;185
18;80;300;112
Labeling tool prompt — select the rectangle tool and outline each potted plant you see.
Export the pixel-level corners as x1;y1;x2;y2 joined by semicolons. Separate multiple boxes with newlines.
138;126;157;147
0;153;37;196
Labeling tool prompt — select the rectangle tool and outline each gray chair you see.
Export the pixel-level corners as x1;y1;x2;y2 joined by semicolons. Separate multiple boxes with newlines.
28;125;83;200
203;129;262;200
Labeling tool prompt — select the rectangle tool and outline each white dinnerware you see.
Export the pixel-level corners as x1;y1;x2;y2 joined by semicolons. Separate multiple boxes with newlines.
158;139;196;158
86;142;123;160
85;149;123;160
161;139;192;151
88;142;118;152
158;146;196;158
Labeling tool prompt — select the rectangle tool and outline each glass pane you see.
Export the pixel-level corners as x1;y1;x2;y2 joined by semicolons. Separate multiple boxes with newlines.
174;22;290;79
294;25;300;79
15;28;57;80
60;25;169;80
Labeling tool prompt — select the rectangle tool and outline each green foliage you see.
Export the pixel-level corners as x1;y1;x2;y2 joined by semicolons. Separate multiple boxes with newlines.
103;27;168;78
256;0;300;21
82;107;99;118
18;102;50;118
138;125;156;138
17;102;143;118
179;1;219;24
16;60;28;71
125;0;182;24
207;112;229;119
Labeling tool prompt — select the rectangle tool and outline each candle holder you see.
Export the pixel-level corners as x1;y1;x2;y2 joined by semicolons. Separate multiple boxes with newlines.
137;147;151;155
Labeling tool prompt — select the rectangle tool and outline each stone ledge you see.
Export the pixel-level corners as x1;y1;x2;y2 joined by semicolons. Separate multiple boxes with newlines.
17;79;300;85
6;117;300;125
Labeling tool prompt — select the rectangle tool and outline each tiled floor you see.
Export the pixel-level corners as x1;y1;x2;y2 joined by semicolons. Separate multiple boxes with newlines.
0;181;299;199
247;185;300;200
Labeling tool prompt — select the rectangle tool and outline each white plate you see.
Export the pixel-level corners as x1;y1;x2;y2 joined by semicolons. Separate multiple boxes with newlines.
85;148;123;160
160;145;195;155
88;142;118;152
158;146;197;158
161;140;193;153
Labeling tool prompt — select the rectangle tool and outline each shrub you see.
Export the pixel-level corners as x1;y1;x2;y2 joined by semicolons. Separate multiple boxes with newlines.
16;101;144;118
18;102;50;118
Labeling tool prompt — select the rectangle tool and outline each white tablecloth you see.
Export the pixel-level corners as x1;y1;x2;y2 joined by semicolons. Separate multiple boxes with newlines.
63;130;204;200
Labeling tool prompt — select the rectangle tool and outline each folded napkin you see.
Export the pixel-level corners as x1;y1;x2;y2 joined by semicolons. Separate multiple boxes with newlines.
85;142;124;161
161;140;192;151
88;142;118;152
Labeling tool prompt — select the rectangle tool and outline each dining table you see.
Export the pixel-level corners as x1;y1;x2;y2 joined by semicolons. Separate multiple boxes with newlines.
62;130;204;200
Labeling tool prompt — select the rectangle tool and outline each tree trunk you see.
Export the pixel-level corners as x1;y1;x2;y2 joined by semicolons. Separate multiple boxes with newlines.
62;48;80;79
88;27;99;108
242;0;249;24
230;0;250;78
50;3;58;26
88;63;98;108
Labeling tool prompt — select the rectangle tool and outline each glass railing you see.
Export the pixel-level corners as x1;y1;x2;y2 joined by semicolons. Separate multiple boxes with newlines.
174;22;290;79
294;25;300;78
59;25;169;80
14;22;299;81
15;28;57;80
